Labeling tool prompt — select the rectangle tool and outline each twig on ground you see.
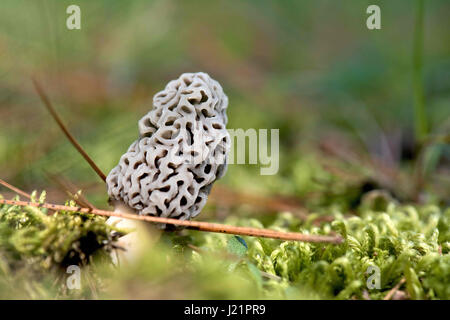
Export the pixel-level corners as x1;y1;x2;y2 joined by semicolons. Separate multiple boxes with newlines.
0;199;343;244
383;278;406;300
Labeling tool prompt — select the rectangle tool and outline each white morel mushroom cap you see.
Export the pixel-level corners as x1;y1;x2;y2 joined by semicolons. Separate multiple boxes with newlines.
106;72;230;221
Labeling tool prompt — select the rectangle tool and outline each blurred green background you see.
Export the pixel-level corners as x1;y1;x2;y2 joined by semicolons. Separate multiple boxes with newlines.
0;0;449;210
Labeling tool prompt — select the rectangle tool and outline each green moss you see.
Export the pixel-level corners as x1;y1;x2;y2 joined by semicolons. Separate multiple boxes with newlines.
0;192;448;299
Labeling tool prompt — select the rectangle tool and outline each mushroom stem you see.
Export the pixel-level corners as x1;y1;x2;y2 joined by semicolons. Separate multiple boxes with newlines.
0;199;343;244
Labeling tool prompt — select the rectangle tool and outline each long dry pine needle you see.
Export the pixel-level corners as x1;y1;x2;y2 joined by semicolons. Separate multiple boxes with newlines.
0;178;31;199
32;77;107;182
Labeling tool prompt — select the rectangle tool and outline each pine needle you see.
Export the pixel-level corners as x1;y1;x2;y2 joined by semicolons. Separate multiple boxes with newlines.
0;178;31;199
31;77;107;182
383;278;406;300
45;172;96;210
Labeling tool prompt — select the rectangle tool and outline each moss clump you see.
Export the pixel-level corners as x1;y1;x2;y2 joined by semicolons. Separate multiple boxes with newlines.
169;203;450;300
0;191;448;299
0;192;121;298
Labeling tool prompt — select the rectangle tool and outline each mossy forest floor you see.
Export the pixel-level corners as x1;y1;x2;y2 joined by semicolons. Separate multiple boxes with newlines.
0;189;448;299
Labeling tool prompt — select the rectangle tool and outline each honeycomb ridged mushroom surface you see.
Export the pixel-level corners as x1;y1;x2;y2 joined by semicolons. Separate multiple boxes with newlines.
106;72;230;222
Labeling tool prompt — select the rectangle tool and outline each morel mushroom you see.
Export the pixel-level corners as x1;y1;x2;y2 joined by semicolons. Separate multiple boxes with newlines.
106;72;230;223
